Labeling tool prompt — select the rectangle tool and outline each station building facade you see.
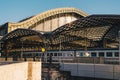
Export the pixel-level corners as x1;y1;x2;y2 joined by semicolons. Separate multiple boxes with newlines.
0;7;120;58
0;7;88;35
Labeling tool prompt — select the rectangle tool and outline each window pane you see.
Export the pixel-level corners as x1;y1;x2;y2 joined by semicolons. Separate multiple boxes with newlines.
106;52;112;57
91;52;96;57
58;53;62;56
99;52;104;57
115;52;119;57
47;53;49;56
80;52;83;57
50;53;53;56
54;53;57;56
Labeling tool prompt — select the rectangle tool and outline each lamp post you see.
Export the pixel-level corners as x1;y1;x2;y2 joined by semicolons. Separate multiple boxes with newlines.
119;31;120;65
0;41;2;57
21;39;24;61
83;26;90;63
84;28;90;57
41;48;45;53
41;47;45;62
59;36;62;63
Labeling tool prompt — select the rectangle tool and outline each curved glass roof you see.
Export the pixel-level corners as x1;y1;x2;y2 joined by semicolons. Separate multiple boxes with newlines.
1;15;120;51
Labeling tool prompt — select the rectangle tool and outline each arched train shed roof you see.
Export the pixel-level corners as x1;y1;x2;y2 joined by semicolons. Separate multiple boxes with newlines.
1;29;44;41
1;15;120;50
7;7;88;32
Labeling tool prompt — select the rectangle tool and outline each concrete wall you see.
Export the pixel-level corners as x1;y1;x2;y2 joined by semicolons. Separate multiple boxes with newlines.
30;62;41;80
60;63;120;80
0;62;41;80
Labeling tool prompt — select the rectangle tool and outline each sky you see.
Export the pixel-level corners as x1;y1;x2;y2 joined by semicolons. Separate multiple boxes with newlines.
0;0;120;25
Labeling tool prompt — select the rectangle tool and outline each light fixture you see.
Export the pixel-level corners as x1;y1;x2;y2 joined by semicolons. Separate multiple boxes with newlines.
41;48;45;53
84;52;90;57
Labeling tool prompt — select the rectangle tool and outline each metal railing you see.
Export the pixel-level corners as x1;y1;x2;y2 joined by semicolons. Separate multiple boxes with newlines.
0;57;41;62
46;57;120;65
0;56;120;65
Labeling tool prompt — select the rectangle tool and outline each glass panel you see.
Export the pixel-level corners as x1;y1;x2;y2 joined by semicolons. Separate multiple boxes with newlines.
115;52;119;57
76;52;79;57
50;53;53;56
54;53;57;56
106;52;113;57
91;52;96;57
47;53;49;56
58;53;62;56
99;52;104;57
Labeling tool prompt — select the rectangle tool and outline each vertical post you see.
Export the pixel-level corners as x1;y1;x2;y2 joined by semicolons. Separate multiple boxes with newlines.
43;19;45;31
58;13;60;28
74;50;76;61
5;48;8;61
113;62;115;80
76;50;79;76
93;57;95;80
21;39;24;61
21;40;23;60
0;41;3;57
41;48;45;62
84;28;90;57
59;35;61;63
4;42;8;61
118;31;120;65
47;53;52;80
35;20;37;31
50;16;52;31
84;28;87;52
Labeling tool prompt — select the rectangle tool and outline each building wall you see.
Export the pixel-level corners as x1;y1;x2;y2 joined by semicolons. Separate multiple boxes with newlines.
32;13;78;32
7;8;88;33
60;63;120;80
0;23;8;36
0;62;41;80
